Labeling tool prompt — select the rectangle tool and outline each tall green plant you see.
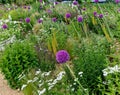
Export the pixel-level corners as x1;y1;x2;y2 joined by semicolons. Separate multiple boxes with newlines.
0;40;39;89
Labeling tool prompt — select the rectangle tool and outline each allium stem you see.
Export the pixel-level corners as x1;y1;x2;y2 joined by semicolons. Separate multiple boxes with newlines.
71;20;81;39
65;63;89;95
97;3;113;41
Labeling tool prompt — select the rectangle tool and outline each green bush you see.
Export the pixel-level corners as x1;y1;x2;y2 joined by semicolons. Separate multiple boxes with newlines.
8;8;29;21
73;36;110;94
0;40;39;89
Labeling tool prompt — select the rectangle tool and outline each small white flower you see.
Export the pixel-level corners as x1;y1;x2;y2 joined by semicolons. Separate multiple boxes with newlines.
27;80;33;83
35;70;41;75
39;83;44;87
78;72;83;75
38;89;46;95
21;84;27;90
33;77;39;82
71;88;75;91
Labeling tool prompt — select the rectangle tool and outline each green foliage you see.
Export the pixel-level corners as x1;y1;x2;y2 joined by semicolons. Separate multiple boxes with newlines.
0;0;37;5
51;3;77;21
34;42;56;72
0;40;39;89
9;8;29;21
73;36;110;94
97;71;120;95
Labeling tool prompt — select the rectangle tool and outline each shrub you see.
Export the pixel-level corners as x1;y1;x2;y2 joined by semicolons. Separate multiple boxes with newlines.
0;40;39;89
73;36;110;94
8;8;29;21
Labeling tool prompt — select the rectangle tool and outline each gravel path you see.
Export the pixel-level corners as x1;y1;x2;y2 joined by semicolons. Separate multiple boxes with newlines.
0;72;23;95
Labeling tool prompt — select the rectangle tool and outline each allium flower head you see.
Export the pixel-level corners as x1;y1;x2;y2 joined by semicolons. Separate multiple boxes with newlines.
99;14;103;18
39;0;42;3
93;11;97;16
82;7;86;11
52;17;57;22
77;16;83;22
56;50;70;64
47;9;52;14
25;17;30;23
2;24;8;29
38;19;43;23
40;5;43;9
73;0;78;5
23;6;27;9
94;0;99;3
115;0;120;3
28;6;30;10
65;13;71;18
54;1;59;5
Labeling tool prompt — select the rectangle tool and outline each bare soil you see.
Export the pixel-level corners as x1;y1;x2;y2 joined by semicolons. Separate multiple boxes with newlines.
0;72;23;95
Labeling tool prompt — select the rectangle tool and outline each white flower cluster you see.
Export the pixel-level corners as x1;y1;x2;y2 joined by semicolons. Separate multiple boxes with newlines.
21;70;65;95
78;71;83;77
102;65;120;76
0;15;21;28
38;71;65;95
0;35;16;51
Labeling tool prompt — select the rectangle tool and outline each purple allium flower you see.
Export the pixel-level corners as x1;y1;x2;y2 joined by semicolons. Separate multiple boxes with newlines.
115;0;120;3
28;6;30;10
77;16;83;22
38;19;43;23
47;9;52;14
73;0;78;5
2;24;8;29
25;17;30;23
82;7;86;11
52;17;57;22
23;6;27;9
99;14;103;18
39;0;42;3
40;5;43;9
94;0;99;3
93;11;97;16
65;13;71;18
56;50;70;64
54;1;59;5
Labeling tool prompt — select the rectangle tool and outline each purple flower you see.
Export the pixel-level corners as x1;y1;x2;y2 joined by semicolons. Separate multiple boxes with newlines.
99;14;103;18
40;5;43;9
25;17;30;23
73;0;78;5
28;6;30;10
56;50;70;64
93;11;97;16
77;16;83;22
2;24;8;29
38;19;43;23
39;0;42;3
52;17;57;22
94;0;99;3
47;9;52;14
82;7;86;11
54;1;59;5
65;13;71;18
23;6;27;9
115;0;120;3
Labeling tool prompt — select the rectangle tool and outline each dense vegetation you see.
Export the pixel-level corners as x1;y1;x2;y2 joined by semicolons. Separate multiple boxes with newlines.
0;0;120;95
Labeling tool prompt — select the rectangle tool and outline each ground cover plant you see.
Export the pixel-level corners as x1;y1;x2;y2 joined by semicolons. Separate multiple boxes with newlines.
1;0;120;95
